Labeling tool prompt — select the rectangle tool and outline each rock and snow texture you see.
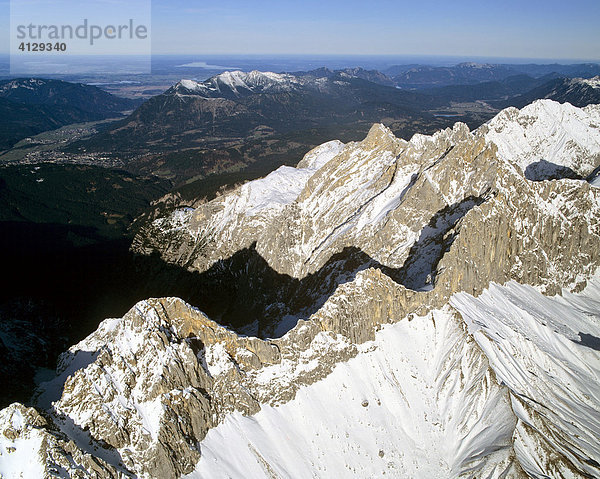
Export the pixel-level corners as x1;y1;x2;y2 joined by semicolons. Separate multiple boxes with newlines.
452;279;600;479
136;99;600;299
516;76;600;110
579;76;600;89
2;99;600;478
23;297;358;478
0;405;47;478
482;100;600;180
214;139;346;219
188;307;521;479
174;71;299;98
0;403;123;478
188;276;600;479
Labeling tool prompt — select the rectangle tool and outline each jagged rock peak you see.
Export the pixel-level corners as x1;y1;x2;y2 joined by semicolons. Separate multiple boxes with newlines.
362;122;407;150
2;100;600;479
132;99;600;300
26;297;356;477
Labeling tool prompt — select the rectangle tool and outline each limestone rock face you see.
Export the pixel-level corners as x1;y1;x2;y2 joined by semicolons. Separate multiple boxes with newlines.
32;298;355;478
134;99;600;328
2;100;600;478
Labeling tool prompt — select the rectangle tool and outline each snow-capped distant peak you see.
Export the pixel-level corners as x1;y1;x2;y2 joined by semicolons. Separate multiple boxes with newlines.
245;70;293;84
457;62;493;69
178;79;201;91
216;71;251;89
174;70;298;97
215;70;297;89
0;78;47;93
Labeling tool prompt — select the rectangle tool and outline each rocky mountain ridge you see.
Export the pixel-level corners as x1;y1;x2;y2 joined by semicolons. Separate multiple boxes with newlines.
509;75;600;108
172;68;396;97
134;99;600;331
1;99;600;478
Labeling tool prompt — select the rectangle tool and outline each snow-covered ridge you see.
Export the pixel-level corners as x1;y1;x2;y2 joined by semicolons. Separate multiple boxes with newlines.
3;100;600;478
240;140;346;217
139;100;600;288
188;306;518;479
451;277;600;478
574;75;600;89
178;79;201;90
175;70;298;96
482;99;600;178
186;271;600;479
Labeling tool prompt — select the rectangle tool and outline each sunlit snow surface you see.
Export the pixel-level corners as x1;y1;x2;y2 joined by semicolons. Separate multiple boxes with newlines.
484;100;600;177
242;140;345;217
452;278;600;478
176;71;298;96
188;276;600;479
188;307;516;479
0;407;45;478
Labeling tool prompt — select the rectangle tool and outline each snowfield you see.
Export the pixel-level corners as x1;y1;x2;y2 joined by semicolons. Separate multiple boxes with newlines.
188;307;516;479
188;275;600;479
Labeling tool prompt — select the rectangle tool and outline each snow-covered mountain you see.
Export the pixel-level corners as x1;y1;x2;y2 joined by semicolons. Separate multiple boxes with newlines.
482;100;600;180
191;277;600;478
2;100;600;478
511;75;600;109
173;71;300;98
77;68;444;162
172;68;395;98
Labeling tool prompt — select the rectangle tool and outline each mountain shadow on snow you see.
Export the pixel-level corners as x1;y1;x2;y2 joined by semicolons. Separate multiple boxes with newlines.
524;159;583;181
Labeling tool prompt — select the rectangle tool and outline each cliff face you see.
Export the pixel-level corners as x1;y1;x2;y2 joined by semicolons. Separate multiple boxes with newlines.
31;298;354;478
134;100;600;335
2;100;600;478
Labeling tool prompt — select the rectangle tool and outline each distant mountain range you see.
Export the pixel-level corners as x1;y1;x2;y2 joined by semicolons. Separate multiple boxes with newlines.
384;62;600;88
295;66;396;86
389;62;522;88
70;69;444;154
2;64;600;190
64;68;462;185
0;78;140;149
507;76;600;108
421;74;554;103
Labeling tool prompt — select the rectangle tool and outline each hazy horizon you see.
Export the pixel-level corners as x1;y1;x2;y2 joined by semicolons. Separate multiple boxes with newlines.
1;0;599;61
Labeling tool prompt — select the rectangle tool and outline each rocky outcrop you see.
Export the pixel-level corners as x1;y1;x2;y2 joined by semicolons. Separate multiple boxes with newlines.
2;100;600;478
0;403;125;478
134;100;600;332
32;298;356;478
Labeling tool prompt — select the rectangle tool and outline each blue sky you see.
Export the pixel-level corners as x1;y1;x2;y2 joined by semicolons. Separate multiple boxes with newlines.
2;0;600;60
